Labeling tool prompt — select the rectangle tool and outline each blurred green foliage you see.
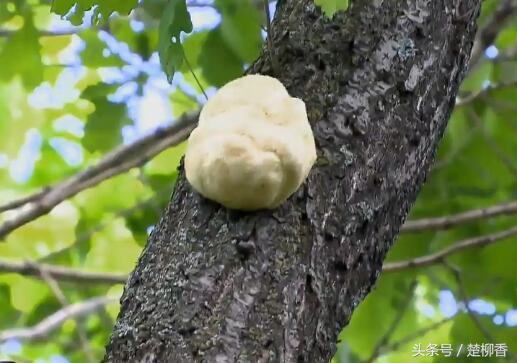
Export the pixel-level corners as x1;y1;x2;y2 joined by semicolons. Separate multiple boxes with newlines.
0;0;515;362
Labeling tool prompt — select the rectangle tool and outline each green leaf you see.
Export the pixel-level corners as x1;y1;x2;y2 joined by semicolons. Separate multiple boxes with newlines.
110;18;158;61
97;0;139;18
51;0;138;24
340;273;418;360
0;275;49;313
0;2;17;22
82;98;131;152
145;141;187;175
80;30;124;68
82;83;120;99
314;0;349;17
0;13;44;89
81;84;131;153
40;33;73;64
170;88;199;117
495;26;517;50
460;62;493;93
51;0;77;16
30;141;78;187
216;0;262;62
180;31;208;73
0;284;19;327
83;219;142;273
158;0;193;82
450;314;517;361
199;28;244;87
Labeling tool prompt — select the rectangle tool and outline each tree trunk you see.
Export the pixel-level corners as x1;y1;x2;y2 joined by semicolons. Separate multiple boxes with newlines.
104;0;480;361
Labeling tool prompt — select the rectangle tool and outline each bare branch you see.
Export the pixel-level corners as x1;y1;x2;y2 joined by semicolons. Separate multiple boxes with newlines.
466;108;517;175
431;124;479;170
37;266;96;362
39;190;171;263
468;0;517;68
0;189;49;213
0;111;198;240
445;263;496;342
38;265;69;306
401;200;517;233
0;296;117;343
0;259;127;284
456;80;517;106
0;28;77;37
362;281;417;363
384;317;453;352
444;263;516;360
383;226;517;272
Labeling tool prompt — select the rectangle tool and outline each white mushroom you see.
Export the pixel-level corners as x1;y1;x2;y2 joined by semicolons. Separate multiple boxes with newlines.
185;74;317;210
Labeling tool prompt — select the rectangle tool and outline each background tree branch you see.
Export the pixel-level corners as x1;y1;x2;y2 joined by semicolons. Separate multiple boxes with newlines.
400;200;517;232
0;296;116;343
0;112;198;240
0;259;127;284
383;226;517;273
468;0;517;69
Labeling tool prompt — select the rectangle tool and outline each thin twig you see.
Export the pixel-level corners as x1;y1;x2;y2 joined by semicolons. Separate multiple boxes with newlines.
0;259;127;284
0;189;49;213
401;200;517;232
0;296;117;342
483;94;517;146
39;188;172;263
183;55;208;100
444;263;517;361
0;111;198;240
468;0;517;69
383;226;517;272
431;124;479;170
362;281;417;363
36;265;96;363
444;263;496;342
456;80;517;106
467;107;517;175
384;317;453;352
0;28;77;37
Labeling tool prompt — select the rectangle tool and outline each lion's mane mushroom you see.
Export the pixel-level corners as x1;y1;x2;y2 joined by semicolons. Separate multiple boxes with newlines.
185;74;317;211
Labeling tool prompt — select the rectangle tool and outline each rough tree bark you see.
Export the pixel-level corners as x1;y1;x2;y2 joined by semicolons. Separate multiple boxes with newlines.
104;0;480;362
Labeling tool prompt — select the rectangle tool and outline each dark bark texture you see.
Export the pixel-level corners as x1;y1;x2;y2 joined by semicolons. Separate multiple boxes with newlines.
104;0;480;362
